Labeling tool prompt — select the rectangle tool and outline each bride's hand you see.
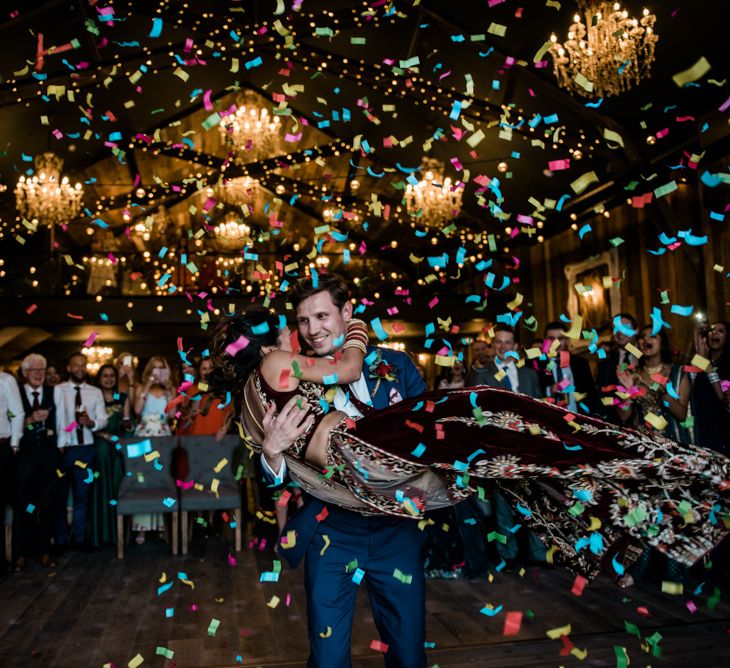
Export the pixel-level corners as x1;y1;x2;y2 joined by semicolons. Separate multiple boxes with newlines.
262;397;314;461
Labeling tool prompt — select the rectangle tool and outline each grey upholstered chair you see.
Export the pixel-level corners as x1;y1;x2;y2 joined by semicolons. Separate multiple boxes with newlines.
116;436;179;558
177;434;242;554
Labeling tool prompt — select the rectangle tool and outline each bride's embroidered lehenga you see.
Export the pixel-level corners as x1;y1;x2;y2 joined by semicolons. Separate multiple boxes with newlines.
242;370;729;578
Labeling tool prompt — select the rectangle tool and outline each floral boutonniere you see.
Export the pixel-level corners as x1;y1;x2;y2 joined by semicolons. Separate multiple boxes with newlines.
368;349;398;383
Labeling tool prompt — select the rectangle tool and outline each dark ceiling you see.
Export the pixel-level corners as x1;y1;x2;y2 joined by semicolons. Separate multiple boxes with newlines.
0;0;728;347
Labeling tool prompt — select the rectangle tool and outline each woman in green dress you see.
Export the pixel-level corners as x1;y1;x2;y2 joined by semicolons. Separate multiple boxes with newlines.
90;364;133;546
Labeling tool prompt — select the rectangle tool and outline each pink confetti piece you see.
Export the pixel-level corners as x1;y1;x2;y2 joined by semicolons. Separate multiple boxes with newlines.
369;640;389;653
225;335;249;357
686;600;698;614
548;159;570;171
285;132;303;142
84;331;99;347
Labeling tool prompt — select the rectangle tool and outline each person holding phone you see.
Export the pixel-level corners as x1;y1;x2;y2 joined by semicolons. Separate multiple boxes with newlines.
131;356;175;543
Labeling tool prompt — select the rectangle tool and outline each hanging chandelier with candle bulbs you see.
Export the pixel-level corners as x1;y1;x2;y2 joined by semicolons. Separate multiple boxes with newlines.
215;175;260;207
15;153;84;225
218;92;282;164
214;212;251;250
404;159;462;229
548;2;658;98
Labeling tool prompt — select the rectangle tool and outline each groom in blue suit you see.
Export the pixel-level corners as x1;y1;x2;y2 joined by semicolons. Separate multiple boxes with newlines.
260;274;427;668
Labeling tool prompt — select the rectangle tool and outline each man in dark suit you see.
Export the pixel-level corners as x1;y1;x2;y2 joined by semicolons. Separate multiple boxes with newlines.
596;313;638;424
540;321;599;415
465;324;545;567
473;324;543;398
260;274;427;668
13;354;60;571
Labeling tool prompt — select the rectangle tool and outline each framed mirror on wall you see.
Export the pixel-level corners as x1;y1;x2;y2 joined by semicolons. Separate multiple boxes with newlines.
564;249;622;336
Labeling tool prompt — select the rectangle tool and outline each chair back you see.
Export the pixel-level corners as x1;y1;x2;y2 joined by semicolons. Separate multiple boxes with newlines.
178;434;240;487
118;435;177;485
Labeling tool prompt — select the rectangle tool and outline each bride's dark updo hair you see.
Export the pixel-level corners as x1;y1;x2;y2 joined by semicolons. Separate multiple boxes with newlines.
207;307;280;412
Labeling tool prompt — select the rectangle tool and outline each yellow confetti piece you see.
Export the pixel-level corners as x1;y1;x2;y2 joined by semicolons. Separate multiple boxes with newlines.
319;626;332;638
158;571;167;583
173;67;190;82
645;412;668;431
546;545;558;564
661;580;684;595
571;171;599;195
320;534;330;555
624;342;643;359
143;450;160;462
128;654;144;668
213;458;228;473
211;478;220;496
267;595;280;608
73;460;88;469
528;424;542;436
603;127;625;148
563;315;583;339
571;646;588;660
487;22;507;37
672;56;711;87
435;354;455;367
280;530;297;549
546;623;572;639
588;516;602;531
494;368;507;382
690;354;710;371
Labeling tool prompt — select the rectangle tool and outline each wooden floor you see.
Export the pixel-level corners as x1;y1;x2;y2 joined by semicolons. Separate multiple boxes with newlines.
1;534;728;668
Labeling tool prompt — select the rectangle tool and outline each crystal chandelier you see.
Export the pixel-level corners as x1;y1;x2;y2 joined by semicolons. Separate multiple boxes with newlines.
218;92;282;164
549;2;658;98
81;345;114;375
215;176;259;206
214;212;251;250
15;153;84;225
404;159;462;229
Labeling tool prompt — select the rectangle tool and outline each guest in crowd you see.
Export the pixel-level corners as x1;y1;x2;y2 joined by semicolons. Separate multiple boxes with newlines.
540;321;599;415
0;370;24;575
89;364;131;547
44;364;62;388
476;325;542;397
616;325;691;442
466;338;495;386
615;325;692;586
436;357;466;390
178;357;232;439
465;325;544;568
132;356;176;543
54;352;108;552
691;320;730;453
12;354;59;571
113;352;137;402
597;313;638;424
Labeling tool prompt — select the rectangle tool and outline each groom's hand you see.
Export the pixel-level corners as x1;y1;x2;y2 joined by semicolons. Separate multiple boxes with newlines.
261;397;314;472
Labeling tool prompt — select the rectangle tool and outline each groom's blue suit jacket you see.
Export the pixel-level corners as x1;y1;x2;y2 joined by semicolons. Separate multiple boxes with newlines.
269;345;427;568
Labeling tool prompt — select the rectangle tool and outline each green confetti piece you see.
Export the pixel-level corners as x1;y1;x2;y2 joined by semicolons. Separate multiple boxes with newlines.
624;620;641;639
707;587;721;612
207;618;220;636
201;112;222;131
487;531;507;544
614;645;629;668
155;647;174;659
393;568;413;584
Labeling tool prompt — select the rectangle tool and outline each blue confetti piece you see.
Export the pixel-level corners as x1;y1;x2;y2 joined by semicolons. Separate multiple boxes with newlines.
563;443;583;451
369;317;389;341
157;582;173;596
611;553;625;575
322;373;339;385
251;321;270;334
351;567;365;585
670;304;694;317
515;503;532;518
245;56;263;70
411;443;426;457
480;604;503;616
149;17;163;37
